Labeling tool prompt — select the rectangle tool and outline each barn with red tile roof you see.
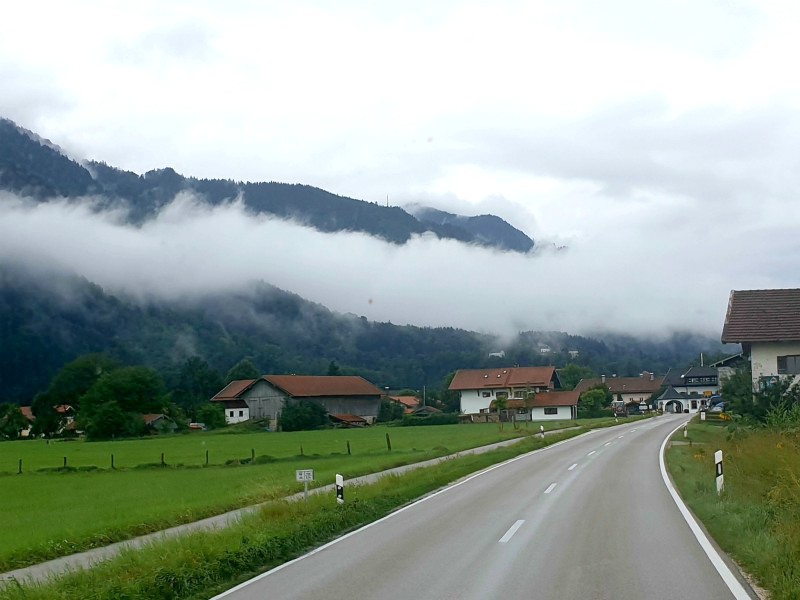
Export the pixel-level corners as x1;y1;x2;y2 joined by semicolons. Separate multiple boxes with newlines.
212;375;383;426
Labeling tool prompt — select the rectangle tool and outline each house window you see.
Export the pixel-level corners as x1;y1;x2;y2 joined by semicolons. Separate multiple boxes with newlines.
229;410;234;417
777;355;800;375
482;392;491;398
544;407;558;415
238;410;244;417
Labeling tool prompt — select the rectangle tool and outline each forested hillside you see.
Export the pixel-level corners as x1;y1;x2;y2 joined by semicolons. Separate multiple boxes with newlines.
0;118;534;251
0;262;730;404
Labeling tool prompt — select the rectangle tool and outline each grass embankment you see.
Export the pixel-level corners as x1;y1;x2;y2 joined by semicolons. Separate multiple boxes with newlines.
0;421;579;571
666;419;800;599
0;428;585;600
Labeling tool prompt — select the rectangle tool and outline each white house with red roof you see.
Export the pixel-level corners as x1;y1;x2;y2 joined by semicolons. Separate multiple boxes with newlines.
448;366;559;414
722;288;800;392
212;375;383;426
490;390;580;421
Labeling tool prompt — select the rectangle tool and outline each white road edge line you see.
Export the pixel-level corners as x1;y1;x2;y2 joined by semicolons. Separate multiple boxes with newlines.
544;483;557;494
588;450;596;456
660;421;753;600
568;463;578;471
499;520;525;543
209;430;596;599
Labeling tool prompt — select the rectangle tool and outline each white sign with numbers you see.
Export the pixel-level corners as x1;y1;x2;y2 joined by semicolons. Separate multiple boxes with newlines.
296;469;314;482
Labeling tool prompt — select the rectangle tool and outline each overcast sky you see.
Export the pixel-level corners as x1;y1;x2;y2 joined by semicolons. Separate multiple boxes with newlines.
2;0;799;338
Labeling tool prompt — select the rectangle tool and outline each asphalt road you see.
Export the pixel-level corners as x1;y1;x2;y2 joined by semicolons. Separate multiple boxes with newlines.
213;415;757;600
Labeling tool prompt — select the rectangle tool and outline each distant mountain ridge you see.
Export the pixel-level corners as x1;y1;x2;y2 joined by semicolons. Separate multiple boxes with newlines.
0;118;534;252
407;205;534;253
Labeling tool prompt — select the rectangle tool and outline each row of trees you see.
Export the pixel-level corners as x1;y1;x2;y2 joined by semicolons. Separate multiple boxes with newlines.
20;354;265;440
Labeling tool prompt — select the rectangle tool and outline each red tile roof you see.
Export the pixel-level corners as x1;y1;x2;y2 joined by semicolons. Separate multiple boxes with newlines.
449;367;556;391
330;414;368;425
390;395;420;409
497;390;580;409
19;406;34;421
212;379;257;400
722;288;800;343
574;373;663;395
264;375;382;398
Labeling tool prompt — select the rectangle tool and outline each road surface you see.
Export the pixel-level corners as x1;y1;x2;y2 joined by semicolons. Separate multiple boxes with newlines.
213;415;756;600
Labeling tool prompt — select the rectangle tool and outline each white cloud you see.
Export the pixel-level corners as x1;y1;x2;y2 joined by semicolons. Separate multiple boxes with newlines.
1;191;795;339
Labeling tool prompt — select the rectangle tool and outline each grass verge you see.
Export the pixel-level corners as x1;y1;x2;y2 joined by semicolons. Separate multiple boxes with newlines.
0;429;585;600
666;420;800;599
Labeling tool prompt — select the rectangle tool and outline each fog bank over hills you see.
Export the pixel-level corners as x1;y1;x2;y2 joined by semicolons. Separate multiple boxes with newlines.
0;188;748;338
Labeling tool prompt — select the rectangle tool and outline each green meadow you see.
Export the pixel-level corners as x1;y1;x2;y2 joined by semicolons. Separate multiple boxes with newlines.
0;422;566;473
0;422;550;571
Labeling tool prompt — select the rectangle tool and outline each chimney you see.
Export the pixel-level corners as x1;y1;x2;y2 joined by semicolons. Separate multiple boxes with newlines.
601;374;606;384
650;372;654;381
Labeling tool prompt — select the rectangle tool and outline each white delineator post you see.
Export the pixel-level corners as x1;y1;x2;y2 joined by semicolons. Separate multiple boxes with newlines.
335;473;344;504
715;450;724;495
540;425;545;439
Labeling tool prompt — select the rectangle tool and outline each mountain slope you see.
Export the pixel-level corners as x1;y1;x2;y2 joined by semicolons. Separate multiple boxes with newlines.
0;261;730;402
0;118;532;251
409;205;535;253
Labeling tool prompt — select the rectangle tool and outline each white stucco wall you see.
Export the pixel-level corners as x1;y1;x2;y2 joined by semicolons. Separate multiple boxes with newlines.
460;389;506;414
750;341;800;389
531;406;574;421
225;407;250;424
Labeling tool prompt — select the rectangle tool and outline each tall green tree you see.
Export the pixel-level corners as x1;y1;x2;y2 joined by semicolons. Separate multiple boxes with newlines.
42;353;120;410
578;387;612;418
79;367;167;439
557;364;595;391
225;358;260;383
0;403;29;440
172;357;224;412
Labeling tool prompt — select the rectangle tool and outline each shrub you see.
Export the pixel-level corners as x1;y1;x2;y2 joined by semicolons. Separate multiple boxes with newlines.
279;400;328;432
394;413;459;427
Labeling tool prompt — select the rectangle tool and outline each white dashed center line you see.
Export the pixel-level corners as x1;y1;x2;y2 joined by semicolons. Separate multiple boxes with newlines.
499;520;525;543
568;463;578;471
588;450;596;456
544;483;557;494
604;442;612;446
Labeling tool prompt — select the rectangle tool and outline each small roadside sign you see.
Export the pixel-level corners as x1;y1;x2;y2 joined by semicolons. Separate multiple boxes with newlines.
296;469;314;482
296;469;314;502
336;473;344;504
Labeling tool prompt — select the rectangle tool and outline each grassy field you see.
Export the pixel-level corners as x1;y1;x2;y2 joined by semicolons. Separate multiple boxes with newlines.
0;417;640;573
666;419;800;599
0;420;575;473
0;428;587;600
0;422;559;571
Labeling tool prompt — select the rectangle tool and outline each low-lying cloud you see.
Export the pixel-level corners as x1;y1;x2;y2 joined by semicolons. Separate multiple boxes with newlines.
2;190;795;339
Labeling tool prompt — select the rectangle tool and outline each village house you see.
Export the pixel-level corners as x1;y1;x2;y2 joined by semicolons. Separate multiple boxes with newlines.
491;390;580;421
389;395;420;414
721;288;800;392
574;372;664;407
211;375;383;426
448;366;559;414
